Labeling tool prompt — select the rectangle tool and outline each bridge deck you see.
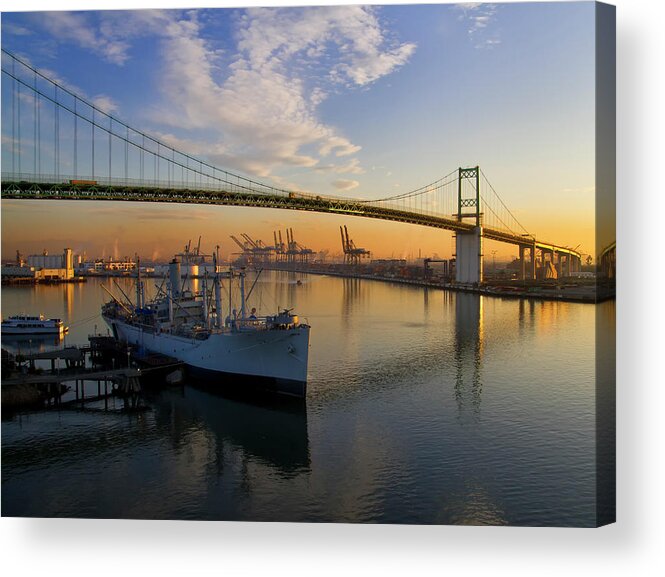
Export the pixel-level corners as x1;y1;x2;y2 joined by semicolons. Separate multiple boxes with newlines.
1;179;580;257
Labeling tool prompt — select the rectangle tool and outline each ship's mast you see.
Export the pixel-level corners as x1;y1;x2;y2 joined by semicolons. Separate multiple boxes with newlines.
202;271;208;327
228;265;233;325
168;258;180;324
213;248;222;329
135;255;142;310
240;269;246;320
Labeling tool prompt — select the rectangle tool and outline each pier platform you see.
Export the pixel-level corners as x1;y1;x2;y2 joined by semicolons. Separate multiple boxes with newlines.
2;335;184;411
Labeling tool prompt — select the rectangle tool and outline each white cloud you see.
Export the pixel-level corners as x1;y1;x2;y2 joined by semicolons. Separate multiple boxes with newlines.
455;3;484;9
39;12;132;65
91;95;119;114
332;179;359;191
315;158;365;175
149;6;415;184
29;10;175;67
28;7;416;188
454;3;501;49
334;42;416;86
3;22;32;36
319;136;362;158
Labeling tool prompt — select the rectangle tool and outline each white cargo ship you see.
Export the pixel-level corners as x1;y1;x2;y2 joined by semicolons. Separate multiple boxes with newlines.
101;254;310;397
1;314;68;335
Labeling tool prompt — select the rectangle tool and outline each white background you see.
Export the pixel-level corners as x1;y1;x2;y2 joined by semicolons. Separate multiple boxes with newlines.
1;1;663;575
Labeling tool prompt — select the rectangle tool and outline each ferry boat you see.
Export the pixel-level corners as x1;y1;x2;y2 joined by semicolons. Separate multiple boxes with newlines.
101;253;311;397
1;314;68;335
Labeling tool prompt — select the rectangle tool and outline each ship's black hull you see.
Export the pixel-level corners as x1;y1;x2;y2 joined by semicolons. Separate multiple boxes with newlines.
186;365;307;399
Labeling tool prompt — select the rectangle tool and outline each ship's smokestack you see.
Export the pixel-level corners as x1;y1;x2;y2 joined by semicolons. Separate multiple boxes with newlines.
169;258;181;297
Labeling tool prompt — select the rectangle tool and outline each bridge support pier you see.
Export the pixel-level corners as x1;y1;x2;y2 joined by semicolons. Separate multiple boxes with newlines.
541;249;555;279
455;227;483;284
518;244;536;281
567;254;583;276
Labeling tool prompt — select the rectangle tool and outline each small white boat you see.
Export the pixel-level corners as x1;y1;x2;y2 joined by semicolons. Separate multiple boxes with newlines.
1;314;68;335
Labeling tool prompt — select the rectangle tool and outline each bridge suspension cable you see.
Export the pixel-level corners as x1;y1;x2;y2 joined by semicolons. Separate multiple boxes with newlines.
479;168;531;236
460;168;532;237
354;169;460;223
1;48;298;197
363;168;459;202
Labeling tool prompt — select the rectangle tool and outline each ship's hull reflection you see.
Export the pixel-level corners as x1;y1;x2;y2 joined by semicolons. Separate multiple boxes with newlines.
150;383;310;475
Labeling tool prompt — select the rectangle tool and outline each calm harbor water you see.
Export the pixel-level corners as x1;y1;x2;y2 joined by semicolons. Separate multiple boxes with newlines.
1;272;610;525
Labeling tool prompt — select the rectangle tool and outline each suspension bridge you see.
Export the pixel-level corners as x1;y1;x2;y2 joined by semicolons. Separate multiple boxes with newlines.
1;49;582;284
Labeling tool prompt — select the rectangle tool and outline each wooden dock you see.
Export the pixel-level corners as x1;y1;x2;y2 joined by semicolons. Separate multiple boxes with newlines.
2;367;141;387
2;335;184;411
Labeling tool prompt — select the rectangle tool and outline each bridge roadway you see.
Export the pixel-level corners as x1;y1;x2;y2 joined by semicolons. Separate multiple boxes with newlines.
1;178;581;259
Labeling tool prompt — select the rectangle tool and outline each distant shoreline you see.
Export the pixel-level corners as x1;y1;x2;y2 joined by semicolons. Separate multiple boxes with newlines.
259;264;610;304
1;265;613;303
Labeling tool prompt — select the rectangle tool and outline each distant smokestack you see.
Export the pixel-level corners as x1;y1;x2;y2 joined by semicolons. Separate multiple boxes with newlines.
64;248;73;271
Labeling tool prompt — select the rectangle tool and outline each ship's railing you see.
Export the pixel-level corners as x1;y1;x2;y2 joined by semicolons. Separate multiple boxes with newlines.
224;315;305;331
234;318;270;331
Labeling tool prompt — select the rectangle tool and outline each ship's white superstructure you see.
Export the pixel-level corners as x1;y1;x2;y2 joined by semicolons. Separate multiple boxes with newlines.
101;252;310;397
1;314;68;335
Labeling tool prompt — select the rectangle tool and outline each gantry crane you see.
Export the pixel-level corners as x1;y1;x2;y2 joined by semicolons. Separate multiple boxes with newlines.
229;235;253;264
241;233;273;263
285;229;313;263
273;231;286;262
340;225;370;265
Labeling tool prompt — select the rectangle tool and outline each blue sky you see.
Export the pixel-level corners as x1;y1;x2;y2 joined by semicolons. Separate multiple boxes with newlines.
1;2;598;259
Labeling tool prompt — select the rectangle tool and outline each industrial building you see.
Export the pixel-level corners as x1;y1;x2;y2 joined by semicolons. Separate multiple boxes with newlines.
2;248;75;281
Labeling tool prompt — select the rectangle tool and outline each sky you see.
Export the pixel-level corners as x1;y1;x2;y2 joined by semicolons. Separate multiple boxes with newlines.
1;1;597;262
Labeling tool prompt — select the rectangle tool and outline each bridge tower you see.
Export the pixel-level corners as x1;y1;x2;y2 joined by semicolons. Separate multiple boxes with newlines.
455;166;483;284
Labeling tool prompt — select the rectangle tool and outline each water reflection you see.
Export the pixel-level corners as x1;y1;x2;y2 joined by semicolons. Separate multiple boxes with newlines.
1;333;64;355
1;273;600;525
268;271;302;312
341;277;366;320
518;298;535;331
63;283;74;318
454;293;483;421
156;386;310;476
438;478;507;525
1;384;310;518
